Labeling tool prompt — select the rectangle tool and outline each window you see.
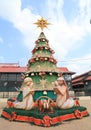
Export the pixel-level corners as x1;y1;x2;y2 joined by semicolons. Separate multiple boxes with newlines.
8;74;16;81
0;73;7;81
64;74;71;81
16;74;23;81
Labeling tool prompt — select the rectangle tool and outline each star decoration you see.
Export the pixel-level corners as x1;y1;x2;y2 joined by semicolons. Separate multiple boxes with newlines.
39;79;48;89
34;17;50;31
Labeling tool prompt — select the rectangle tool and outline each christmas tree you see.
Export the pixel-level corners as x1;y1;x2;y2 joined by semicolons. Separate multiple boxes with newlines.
25;18;60;101
1;18;89;127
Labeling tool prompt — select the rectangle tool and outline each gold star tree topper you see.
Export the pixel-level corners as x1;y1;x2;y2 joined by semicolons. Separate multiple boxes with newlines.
34;17;50;31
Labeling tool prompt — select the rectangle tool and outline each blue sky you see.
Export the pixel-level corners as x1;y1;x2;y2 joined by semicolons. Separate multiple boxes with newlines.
0;0;91;76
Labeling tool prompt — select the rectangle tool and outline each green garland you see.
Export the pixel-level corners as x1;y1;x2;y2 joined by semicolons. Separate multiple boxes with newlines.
2;106;89;119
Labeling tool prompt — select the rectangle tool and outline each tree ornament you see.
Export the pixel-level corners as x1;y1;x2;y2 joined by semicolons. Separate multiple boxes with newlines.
43;39;45;41
40;57;45;61
49;58;53;62
39;72;42;75
54;92;56;95
36;58;39;61
45;47;48;50
53;59;57;64
49;73;52;75
43;91;47;95
30;58;35;63
45;57;48;60
32;48;36;53
58;74;60;77
41;71;46;75
40;46;43;50
31;73;34;76
38;40;40;42
46;39;49;43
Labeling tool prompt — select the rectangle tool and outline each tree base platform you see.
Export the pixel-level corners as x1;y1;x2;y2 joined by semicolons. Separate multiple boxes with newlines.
1;106;89;127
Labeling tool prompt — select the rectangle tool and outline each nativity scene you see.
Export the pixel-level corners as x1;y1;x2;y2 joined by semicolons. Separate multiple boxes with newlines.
1;17;89;127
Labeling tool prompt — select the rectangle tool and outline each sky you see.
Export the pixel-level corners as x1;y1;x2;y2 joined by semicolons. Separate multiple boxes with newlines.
0;0;91;76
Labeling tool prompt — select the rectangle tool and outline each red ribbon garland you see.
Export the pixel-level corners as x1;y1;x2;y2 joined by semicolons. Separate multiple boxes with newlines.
74;109;83;119
42;116;52;127
10;112;17;121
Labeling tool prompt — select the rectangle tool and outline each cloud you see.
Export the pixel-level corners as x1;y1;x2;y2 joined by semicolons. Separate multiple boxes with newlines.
0;0;90;51
0;0;91;74
0;0;40;48
0;0;21;21
67;53;91;76
45;0;91;57
44;0;91;75
0;37;3;44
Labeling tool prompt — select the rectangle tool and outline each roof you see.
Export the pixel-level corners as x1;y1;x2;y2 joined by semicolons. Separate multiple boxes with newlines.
0;63;26;73
85;76;91;81
73;82;84;86
72;77;84;83
0;63;74;74
72;70;91;87
73;70;91;80
58;67;75;75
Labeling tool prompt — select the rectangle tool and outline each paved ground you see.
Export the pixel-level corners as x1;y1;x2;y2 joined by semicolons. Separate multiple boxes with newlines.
0;99;91;130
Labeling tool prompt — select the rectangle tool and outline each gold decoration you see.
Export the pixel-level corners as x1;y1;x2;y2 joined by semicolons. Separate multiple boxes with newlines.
39;79;48;89
34;17;50;31
36;65;40;70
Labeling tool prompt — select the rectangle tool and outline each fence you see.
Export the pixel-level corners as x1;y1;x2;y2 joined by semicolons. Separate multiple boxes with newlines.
0;92;19;98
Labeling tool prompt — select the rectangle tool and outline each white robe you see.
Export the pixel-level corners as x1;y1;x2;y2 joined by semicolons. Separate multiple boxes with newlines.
14;87;34;110
55;85;75;109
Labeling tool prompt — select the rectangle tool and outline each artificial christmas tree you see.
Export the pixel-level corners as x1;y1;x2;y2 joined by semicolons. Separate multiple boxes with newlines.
1;17;89;127
25;31;59;101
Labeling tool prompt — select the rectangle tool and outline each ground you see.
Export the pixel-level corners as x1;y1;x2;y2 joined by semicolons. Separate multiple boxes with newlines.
0;98;91;130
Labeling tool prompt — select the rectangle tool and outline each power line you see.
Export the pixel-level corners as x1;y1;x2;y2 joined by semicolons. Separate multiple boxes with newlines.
58;57;91;63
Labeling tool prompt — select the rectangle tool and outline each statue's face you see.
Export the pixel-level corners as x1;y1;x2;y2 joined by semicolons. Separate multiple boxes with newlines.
26;81;32;86
57;80;64;86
